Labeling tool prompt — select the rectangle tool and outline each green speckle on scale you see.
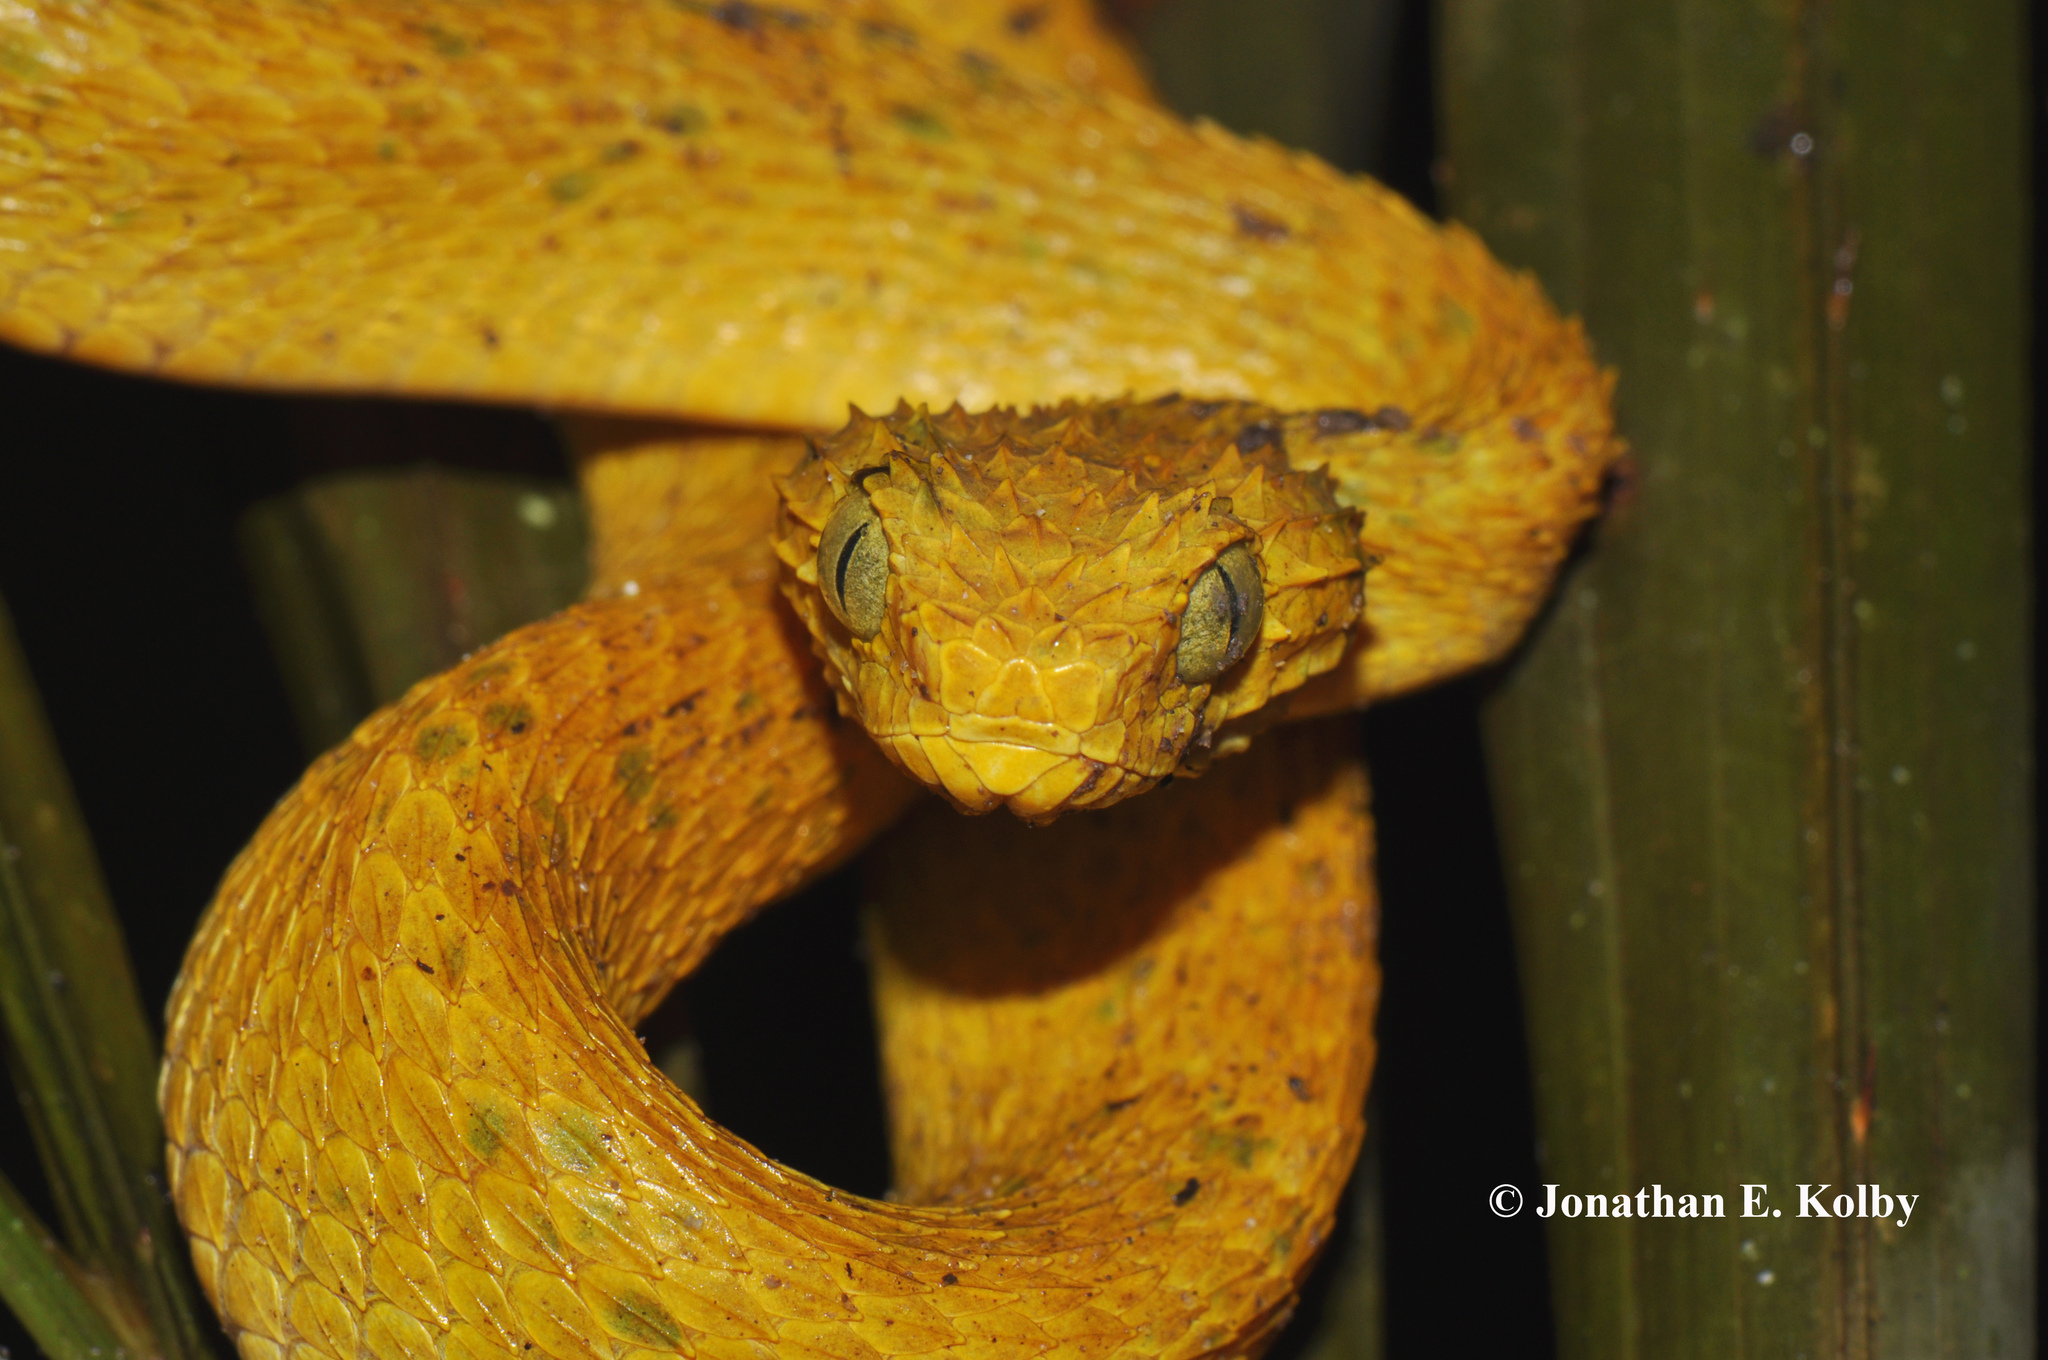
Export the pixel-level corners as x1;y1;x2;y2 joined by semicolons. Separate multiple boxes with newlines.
549;170;596;202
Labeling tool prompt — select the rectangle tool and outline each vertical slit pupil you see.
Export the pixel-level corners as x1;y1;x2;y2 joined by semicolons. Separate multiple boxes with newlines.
835;521;871;607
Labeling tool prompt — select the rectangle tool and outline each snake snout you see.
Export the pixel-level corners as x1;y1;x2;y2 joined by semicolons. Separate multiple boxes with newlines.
873;618;1187;820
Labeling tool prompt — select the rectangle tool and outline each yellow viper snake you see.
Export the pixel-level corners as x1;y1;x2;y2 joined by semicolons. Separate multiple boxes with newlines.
0;3;1620;1359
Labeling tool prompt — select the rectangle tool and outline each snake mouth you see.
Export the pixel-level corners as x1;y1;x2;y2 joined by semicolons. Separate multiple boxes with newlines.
875;726;1163;820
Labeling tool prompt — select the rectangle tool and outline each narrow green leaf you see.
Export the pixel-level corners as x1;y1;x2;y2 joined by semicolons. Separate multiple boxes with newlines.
1442;0;2032;1353
0;594;213;1360
0;1170;137;1360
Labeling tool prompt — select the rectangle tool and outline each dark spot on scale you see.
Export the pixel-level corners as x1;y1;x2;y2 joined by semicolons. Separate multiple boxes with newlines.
860;19;916;47
1006;5;1047;35
1373;404;1412;432
763;1276;783;1290
709;0;812;31
652;103;709;136
1070;761;1107;800
548;170;594;203
360;966;375;981
1512;415;1542;443
480;326;499;349
890;105;948;140
1313;407;1374;436
1231;202;1290;241
1174;1177;1201;1206
959;49;1000;85
1288;1075;1311;1100
1104;1096;1138;1113
416;960;435;975
942;1272;959;1286
1235;421;1281;454
500;880;517;894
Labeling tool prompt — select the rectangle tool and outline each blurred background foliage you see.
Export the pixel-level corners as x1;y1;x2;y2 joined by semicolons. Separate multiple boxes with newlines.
0;1;2032;1358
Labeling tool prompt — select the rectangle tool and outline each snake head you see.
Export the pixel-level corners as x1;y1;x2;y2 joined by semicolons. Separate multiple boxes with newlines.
773;398;1367;821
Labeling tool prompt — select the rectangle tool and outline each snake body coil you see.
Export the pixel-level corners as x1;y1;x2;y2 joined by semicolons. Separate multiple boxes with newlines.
1;2;1621;1357
159;571;1377;1360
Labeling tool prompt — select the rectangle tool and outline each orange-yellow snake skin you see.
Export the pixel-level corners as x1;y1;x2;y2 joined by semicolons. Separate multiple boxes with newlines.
0;2;1620;1358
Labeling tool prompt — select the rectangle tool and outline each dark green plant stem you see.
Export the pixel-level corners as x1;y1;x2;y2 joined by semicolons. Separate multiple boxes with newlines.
235;494;378;759
240;467;588;755
0;1171;136;1360
1129;0;1402;172
0;594;213;1360
1441;0;2032;1354
1298;1115;1384;1360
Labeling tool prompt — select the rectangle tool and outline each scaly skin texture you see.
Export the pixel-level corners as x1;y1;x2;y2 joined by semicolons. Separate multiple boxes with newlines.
867;721;1375;1225
0;1;1611;1355
567;423;810;595
562;420;1378;1359
1;0;1616;702
156;576;1378;1360
0;0;1617;696
773;401;1365;817
152;388;1386;1360
0;0;1613;556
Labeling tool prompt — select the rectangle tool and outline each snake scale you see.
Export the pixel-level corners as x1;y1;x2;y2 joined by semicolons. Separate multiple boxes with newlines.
0;3;1619;1359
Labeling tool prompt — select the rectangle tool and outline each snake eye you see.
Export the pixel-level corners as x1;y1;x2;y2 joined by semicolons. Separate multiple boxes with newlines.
816;490;889;639
1175;541;1265;685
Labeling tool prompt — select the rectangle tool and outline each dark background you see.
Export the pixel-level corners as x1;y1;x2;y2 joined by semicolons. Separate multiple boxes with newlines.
0;2;2035;1358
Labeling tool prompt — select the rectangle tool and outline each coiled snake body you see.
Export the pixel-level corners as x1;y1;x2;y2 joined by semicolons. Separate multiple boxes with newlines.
0;4;1618;1359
